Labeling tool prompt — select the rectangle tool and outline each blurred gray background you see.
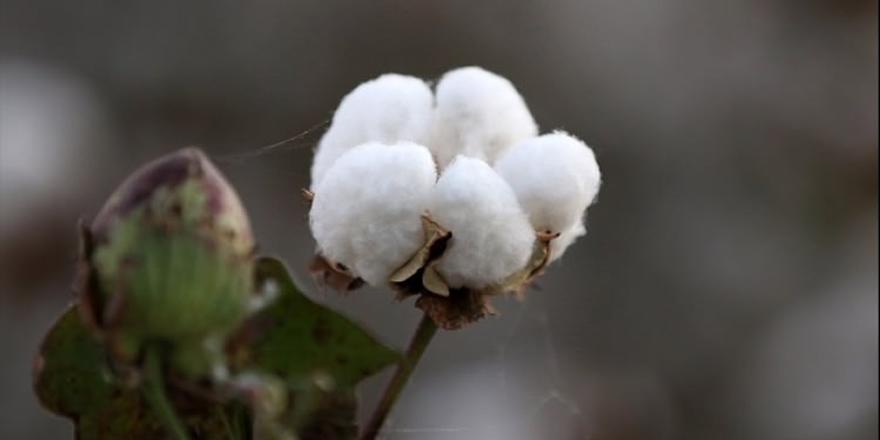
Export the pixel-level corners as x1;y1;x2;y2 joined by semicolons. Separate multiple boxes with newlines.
1;1;877;439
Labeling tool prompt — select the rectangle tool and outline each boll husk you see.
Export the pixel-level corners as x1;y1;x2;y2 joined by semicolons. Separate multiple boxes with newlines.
494;131;602;236
428;155;535;289
309;141;437;286
310;74;434;189
80;147;254;376
430;67;538;169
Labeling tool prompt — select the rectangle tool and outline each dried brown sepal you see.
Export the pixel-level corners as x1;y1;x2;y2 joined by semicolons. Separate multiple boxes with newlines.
74;220;138;357
415;289;497;330
74;220;103;334
74;224;144;383
480;234;553;299
389;214;452;298
536;230;561;242
421;265;450;297
308;254;365;294
388;219;572;330
517;231;557;293
389;215;451;291
76;220;143;368
390;283;417;301
300;188;315;203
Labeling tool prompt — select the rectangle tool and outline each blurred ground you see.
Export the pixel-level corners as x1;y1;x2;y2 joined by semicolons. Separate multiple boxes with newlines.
0;1;877;439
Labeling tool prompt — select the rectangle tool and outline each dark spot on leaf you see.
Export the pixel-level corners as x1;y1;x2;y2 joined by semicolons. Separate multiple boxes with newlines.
246;257;399;389
312;319;332;344
169;203;182;217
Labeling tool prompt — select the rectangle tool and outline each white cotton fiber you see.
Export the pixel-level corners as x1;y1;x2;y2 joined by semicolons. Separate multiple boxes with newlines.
429;156;535;289
309;142;437;285
310;74;434;188
494;131;601;235
430;67;537;169
549;221;586;262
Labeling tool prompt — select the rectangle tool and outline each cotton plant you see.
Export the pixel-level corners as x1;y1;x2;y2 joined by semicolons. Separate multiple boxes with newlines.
30;67;602;440
308;66;602;331
307;67;601;438
34;149;402;440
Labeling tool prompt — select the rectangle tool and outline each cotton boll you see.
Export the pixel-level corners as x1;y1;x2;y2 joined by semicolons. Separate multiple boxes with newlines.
310;142;437;285
549;221;586;262
495;131;602;235
430;156;535;289
310;74;434;188
431;67;537;168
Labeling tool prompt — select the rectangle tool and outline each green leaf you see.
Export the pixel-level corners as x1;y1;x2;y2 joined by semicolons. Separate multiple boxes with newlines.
33;256;399;440
33;306;236;440
229;257;400;439
231;256;399;389
33;305;113;417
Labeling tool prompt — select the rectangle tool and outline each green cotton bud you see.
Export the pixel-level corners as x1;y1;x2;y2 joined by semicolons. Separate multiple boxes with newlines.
80;147;254;377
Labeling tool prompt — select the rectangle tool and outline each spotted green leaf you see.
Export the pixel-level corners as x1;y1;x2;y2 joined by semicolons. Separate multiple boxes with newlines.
230;256;399;389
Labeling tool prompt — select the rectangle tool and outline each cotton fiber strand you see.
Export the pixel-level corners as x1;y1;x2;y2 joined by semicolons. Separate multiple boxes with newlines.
429;156;535;288
430;67;537;169
310;142;437;285
310;74;434;188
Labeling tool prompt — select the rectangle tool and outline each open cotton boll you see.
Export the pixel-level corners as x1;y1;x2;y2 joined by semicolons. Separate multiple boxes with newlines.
310;142;437;285
431;67;538;169
429;156;535;289
310;74;434;188
549;221;586;262
495;132;601;234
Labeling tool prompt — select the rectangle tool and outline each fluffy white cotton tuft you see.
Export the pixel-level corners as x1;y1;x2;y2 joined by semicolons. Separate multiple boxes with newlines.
429;156;535;289
309;142;437;285
310;74;434;188
430;67;537;169
549;221;586;262
494;131;601;235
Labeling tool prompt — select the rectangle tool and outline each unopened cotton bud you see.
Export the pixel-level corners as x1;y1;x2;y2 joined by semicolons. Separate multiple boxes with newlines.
429;156;534;289
86;147;254;376
431;67;537;168
495;131;601;235
310;74;434;188
309;142;437;285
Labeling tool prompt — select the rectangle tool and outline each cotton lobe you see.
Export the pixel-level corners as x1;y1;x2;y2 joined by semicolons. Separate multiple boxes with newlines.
430;67;537;169
310;74;433;189
309;142;436;285
495;131;601;236
429;156;535;289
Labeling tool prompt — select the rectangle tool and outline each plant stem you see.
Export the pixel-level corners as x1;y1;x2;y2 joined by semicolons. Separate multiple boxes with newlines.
143;344;192;440
359;313;438;440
